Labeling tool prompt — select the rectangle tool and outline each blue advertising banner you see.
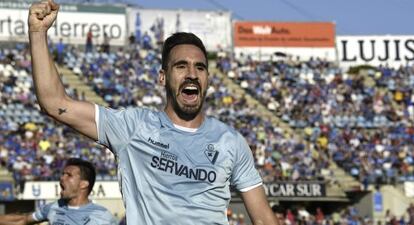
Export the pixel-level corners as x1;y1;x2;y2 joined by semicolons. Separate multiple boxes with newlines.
373;191;383;212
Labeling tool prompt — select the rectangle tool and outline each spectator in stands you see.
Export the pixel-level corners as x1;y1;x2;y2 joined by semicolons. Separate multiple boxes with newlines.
285;209;295;225
118;215;126;225
128;32;136;45
101;32;110;54
407;203;414;224
27;1;279;225
237;214;247;225
142;31;152;49
85;28;93;53
0;158;117;225
315;207;325;224
54;38;65;65
269;205;286;225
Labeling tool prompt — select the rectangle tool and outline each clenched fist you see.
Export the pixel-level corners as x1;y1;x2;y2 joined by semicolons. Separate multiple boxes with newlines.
28;0;59;32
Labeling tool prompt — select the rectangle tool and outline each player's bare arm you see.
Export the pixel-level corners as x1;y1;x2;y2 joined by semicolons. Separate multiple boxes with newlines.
28;0;97;140
0;213;36;225
241;186;281;225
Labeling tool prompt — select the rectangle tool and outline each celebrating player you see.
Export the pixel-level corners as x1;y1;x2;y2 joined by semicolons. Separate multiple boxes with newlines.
28;0;280;224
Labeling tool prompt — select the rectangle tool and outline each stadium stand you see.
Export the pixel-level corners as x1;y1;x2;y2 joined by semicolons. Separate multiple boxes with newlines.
61;40;340;185
0;44;117;192
0;36;350;206
3;35;414;225
5;36;414;225
216;54;414;189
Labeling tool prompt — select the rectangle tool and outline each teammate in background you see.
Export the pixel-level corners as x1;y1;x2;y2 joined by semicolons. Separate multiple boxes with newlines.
28;0;280;224
0;158;117;225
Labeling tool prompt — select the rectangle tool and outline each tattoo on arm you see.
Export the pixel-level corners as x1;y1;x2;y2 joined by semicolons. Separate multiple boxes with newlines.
58;108;67;115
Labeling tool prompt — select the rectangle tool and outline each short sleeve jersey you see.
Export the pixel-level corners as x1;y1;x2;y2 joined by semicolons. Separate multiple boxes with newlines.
97;106;262;225
33;199;117;225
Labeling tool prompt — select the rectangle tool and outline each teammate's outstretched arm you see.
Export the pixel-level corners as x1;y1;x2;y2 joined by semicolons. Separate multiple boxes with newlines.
0;213;37;225
28;0;97;140
241;186;281;225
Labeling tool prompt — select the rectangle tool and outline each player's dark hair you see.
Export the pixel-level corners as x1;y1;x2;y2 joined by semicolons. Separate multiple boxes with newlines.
65;158;96;195
161;32;208;70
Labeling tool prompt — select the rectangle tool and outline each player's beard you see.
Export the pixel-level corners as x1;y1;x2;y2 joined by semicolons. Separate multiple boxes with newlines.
165;77;206;121
60;184;71;202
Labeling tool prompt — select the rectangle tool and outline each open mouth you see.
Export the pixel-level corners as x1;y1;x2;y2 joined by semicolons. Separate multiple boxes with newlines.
60;182;65;193
180;84;200;102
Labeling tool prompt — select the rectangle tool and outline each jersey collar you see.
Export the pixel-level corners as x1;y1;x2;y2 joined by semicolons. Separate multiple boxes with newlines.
158;110;208;133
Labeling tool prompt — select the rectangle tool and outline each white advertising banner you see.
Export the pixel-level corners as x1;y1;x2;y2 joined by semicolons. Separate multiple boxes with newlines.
337;35;414;68
22;181;122;200
404;182;414;197
0;2;126;45
127;8;232;51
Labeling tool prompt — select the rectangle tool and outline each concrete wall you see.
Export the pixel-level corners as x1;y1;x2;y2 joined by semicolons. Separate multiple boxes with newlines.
351;191;374;218
380;185;412;218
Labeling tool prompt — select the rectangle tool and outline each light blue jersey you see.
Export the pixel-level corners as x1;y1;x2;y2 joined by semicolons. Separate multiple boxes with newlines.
33;199;117;225
96;106;262;225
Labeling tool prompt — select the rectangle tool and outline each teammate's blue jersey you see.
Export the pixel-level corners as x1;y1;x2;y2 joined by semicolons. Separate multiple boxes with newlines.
96;106;262;225
33;199;117;225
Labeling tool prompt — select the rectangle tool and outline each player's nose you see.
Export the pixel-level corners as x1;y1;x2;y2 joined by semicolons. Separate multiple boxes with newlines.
186;66;198;79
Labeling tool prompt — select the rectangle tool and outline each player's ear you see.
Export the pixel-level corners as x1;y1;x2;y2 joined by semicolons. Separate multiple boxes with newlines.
158;69;166;86
80;180;89;191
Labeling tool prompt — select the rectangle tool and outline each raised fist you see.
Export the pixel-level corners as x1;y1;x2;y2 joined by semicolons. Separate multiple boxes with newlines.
28;0;59;32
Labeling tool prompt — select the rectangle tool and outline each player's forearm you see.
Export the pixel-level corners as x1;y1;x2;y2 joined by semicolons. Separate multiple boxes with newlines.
251;213;281;225
29;31;70;117
242;186;281;225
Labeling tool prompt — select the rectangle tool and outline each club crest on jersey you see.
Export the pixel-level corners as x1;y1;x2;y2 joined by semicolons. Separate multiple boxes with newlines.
204;144;219;165
82;216;91;225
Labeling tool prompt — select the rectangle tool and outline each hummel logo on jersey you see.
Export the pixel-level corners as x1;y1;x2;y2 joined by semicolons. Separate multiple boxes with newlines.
204;144;219;165
147;137;169;149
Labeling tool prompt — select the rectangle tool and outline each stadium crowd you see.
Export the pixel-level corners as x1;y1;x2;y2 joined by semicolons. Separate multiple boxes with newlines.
3;32;414;189
229;203;414;225
0;44;117;195
3;32;414;195
2;30;414;224
59;35;332;183
0;37;341;206
216;53;414;186
279;204;414;225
